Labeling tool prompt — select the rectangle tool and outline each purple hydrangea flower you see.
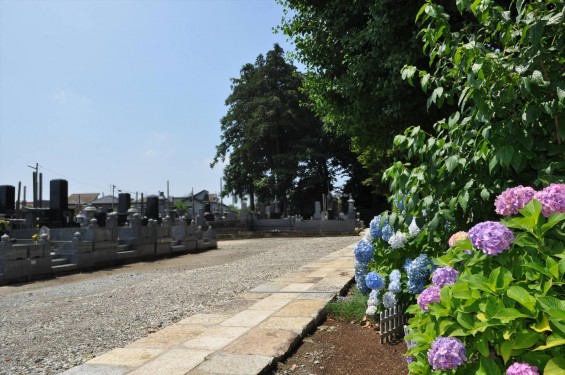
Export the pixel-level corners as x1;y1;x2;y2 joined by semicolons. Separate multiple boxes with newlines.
418;285;441;311
353;240;375;264
417;285;441;311
405;356;414;363
468;221;514;256
534;183;565;217
427;337;467;370
494;185;536;216
365;271;385;290
506;362;539;375
432;266;459;287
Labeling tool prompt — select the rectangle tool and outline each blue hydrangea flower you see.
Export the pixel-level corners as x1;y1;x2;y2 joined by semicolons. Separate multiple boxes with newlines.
389;269;401;282
383;291;397;308
389;269;402;293
365;272;385;290
369;214;386;239
353;240;375;264
388;279;402;293
404;254;434;294
368;289;380;306
355;272;371;294
381;223;394;242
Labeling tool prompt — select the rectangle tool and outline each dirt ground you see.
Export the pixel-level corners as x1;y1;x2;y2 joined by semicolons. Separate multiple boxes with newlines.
272;315;409;375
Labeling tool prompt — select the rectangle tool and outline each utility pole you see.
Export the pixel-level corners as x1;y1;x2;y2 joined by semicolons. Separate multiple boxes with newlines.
112;184;116;212
27;163;38;208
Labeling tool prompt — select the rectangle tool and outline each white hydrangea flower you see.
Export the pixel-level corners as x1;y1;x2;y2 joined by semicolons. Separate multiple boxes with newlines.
364;231;374;242
408;217;420;237
388;231;408;249
366;305;377;316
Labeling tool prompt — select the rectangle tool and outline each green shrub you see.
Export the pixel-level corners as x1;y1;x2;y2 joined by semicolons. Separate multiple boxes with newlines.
405;198;565;374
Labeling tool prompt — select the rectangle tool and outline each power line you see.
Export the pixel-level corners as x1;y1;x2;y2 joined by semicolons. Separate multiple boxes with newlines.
37;164;110;192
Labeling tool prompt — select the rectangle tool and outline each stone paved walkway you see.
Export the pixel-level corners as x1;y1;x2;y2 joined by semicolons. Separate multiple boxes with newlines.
60;243;355;375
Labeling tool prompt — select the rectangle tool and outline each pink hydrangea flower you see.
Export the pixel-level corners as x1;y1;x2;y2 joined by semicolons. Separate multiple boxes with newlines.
448;231;468;247
533;183;565;217
468;221;514;256
494;185;536;216
506;362;539;375
417;285;441;311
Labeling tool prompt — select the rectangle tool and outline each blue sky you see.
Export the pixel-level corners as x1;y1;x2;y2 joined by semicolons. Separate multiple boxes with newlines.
0;0;297;200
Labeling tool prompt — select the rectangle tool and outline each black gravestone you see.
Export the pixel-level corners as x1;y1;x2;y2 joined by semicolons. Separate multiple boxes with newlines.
0;185;15;214
118;193;131;214
50;179;68;226
50;179;68;210
146;196;159;220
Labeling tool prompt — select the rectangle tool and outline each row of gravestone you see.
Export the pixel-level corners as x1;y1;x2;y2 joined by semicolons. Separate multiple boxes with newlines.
0;215;217;285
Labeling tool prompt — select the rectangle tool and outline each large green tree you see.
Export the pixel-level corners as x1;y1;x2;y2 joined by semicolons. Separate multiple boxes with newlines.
276;0;446;187
387;0;564;235
212;44;348;214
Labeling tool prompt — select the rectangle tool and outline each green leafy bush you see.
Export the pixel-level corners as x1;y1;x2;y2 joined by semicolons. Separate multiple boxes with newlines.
405;195;565;374
386;0;565;240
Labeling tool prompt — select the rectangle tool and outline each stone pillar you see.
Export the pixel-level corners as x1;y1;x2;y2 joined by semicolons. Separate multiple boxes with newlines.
347;197;356;220
314;201;322;220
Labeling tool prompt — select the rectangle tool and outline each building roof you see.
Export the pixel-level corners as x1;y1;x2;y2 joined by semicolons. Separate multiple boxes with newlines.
90;196;118;205
68;193;99;205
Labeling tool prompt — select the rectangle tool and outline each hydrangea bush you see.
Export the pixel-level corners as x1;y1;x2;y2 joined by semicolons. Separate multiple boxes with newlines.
354;200;438;315
404;185;565;374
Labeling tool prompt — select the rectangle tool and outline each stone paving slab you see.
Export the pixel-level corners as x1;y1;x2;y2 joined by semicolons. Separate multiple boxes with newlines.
221;327;300;359
188;353;273;375
59;243;356;375
128;349;212;375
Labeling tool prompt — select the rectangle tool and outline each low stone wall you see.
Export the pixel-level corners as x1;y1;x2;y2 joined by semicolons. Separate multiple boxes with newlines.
0;216;217;285
253;218;357;234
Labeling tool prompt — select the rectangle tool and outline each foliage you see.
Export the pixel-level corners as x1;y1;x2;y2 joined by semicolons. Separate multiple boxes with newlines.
405;195;565;374
276;0;443;186
354;194;442;315
212;44;345;212
174;200;188;215
326;287;369;322
386;0;565;241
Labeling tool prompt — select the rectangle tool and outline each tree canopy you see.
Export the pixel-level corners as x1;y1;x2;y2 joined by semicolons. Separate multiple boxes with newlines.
276;0;448;186
212;44;351;215
386;0;564;235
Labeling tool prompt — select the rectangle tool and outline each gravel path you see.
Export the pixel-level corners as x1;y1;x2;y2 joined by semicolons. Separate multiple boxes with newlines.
0;236;358;375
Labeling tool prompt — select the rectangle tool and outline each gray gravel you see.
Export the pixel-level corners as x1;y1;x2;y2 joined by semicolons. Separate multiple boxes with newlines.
0;236;358;375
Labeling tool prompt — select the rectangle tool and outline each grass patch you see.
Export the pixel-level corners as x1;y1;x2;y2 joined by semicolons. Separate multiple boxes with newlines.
326;287;368;322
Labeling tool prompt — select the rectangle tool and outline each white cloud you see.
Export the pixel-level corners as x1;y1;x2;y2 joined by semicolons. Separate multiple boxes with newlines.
145;149;156;157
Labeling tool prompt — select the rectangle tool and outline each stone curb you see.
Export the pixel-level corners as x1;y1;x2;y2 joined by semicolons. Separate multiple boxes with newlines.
59;244;356;375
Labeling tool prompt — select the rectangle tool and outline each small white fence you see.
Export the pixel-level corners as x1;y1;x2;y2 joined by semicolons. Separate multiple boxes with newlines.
379;303;409;344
